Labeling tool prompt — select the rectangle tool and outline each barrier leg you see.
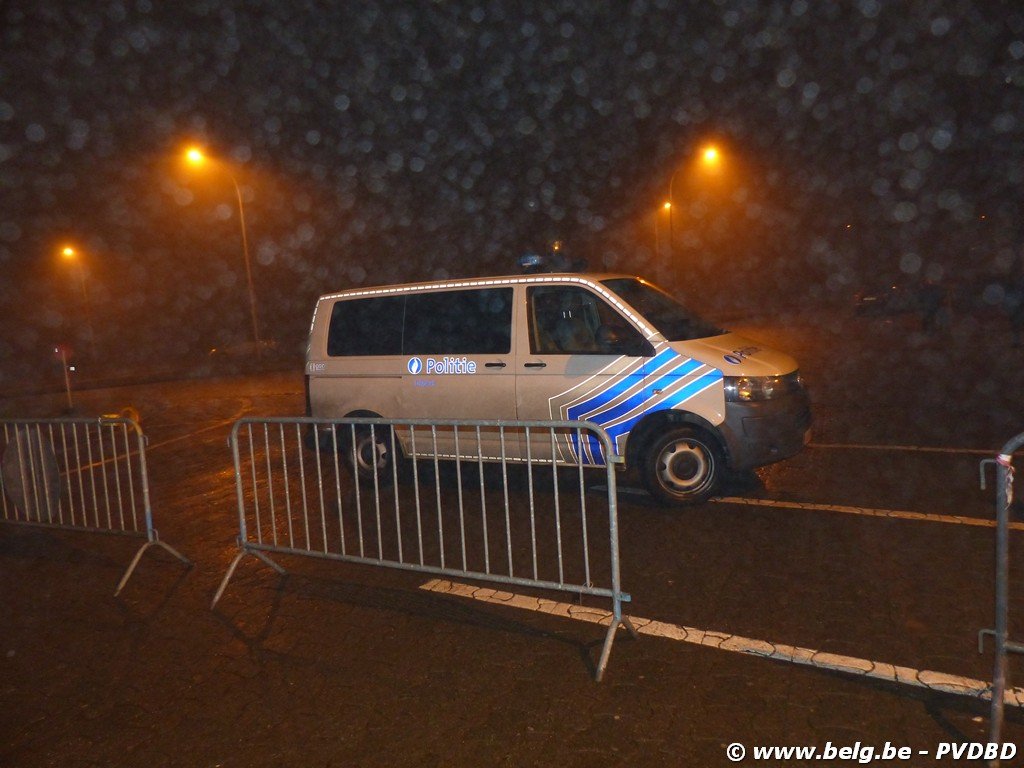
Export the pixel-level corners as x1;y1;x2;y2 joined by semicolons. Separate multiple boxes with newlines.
114;537;193;597
594;607;635;682
211;547;286;609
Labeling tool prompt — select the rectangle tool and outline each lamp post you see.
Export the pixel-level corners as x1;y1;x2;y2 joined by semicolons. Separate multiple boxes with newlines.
183;146;263;358
60;245;96;357
655;201;671;284
667;143;722;253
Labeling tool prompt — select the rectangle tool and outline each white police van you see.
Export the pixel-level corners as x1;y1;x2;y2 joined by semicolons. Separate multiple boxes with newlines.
305;272;810;506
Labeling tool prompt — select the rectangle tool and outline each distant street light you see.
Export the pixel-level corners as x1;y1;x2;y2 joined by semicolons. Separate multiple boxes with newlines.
59;245;96;357
182;145;263;358
667;142;724;252
655;202;672;285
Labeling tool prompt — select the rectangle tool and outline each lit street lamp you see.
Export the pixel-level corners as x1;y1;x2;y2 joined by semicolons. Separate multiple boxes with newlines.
60;245;96;357
667;142;722;252
654;201;672;284
183;146;263;357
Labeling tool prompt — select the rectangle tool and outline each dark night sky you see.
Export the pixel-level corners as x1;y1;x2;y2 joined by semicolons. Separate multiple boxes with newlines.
2;1;1023;375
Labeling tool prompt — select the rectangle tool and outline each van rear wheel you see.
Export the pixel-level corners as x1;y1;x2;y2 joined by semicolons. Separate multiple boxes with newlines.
342;425;398;485
641;426;721;506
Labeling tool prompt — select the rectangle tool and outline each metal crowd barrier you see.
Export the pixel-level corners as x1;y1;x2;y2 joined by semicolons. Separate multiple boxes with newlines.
980;431;1024;761
214;416;636;681
0;417;191;595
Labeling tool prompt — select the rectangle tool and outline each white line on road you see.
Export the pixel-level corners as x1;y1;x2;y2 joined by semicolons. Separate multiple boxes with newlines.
809;442;1001;456
421;578;1023;707
711;496;1024;531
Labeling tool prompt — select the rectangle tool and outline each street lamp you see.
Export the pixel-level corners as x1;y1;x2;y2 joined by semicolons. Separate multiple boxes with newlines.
667;143;723;251
182;146;263;357
654;202;672;285
60;245;96;357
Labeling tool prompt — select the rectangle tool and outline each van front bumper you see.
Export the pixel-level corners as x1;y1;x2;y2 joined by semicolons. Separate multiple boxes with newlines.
719;391;812;471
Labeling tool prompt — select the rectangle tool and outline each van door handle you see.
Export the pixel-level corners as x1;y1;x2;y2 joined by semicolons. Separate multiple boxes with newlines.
523;362;547;368
485;362;506;368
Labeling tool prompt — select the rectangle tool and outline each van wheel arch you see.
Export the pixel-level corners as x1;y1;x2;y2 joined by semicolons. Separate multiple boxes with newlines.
625;410;729;474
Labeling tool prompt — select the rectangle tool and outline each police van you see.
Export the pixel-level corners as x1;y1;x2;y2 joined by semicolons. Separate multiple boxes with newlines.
305;272;811;506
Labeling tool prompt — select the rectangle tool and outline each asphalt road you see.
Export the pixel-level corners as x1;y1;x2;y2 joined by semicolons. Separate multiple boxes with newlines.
3;307;1024;767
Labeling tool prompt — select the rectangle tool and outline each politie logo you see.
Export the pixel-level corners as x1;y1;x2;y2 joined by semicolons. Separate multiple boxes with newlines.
724;346;760;365
407;356;478;375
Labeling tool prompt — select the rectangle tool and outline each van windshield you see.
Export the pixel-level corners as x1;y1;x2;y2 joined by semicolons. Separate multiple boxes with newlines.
602;278;724;341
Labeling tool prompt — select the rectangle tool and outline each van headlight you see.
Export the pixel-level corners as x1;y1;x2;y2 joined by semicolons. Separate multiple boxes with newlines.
724;372;803;402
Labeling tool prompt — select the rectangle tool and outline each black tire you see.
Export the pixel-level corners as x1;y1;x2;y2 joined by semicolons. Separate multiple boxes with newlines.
342;424;399;485
641;426;722;506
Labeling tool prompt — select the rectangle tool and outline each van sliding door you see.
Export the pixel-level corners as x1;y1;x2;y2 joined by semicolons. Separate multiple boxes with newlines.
398;287;516;459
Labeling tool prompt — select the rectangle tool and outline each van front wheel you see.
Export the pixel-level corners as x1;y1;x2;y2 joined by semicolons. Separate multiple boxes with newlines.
641;426;722;506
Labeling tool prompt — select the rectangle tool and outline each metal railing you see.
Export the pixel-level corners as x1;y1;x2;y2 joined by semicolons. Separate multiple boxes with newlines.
214;416;636;681
980;432;1024;762
0;417;191;595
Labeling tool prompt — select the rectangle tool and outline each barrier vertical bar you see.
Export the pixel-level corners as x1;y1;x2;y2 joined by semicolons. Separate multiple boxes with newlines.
453;426;467;571
120;422;139;532
53;424;70;526
410;425;423;565
476;426;490;575
44;425;63;525
389;425;401;562
577;427;592;589
370;424;383;561
986;435;1024;755
106;423;126;531
312;425;328;553
279;424;295;549
550;428;564;585
331;426;347;556
95;423;113;529
352;424;365;558
499;426;513;576
34;424;54;523
14;427;33;521
246;424;262;545
595;434;635;683
525;426;538;581
431;425;444;569
263;424;277;547
295;424;311;551
0;424;11;521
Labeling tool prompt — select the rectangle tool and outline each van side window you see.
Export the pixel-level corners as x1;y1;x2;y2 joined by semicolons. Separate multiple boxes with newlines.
404;288;513;355
327;296;405;356
529;286;645;355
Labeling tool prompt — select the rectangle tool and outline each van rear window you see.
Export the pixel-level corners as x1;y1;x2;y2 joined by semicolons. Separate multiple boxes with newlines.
326;287;512;357
327;296;404;356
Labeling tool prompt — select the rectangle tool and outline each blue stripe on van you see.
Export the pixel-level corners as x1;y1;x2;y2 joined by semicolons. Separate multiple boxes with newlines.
565;348;681;423
569;369;723;465
564;348;677;422
563;351;721;465
584;358;704;427
604;370;723;447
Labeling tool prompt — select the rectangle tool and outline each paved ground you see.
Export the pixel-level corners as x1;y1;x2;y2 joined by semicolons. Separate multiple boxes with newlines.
3;307;1024;766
